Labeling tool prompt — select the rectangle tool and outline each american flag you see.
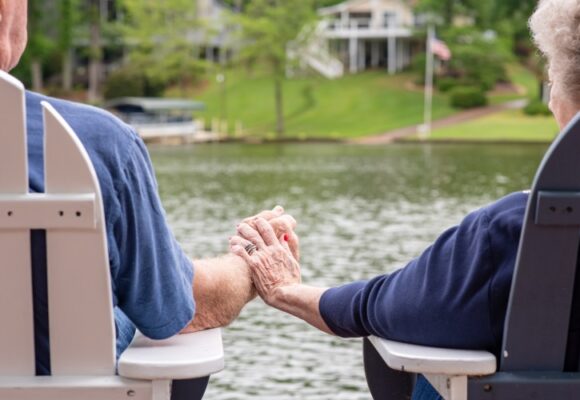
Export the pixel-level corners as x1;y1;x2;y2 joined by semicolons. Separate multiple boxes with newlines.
430;38;452;61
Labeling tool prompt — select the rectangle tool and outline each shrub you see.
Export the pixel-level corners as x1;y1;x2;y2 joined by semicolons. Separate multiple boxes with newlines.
449;86;488;109
524;99;552;116
436;77;459;92
103;67;165;100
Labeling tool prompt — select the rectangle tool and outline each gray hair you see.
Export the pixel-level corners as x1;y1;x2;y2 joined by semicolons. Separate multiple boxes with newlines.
530;0;580;103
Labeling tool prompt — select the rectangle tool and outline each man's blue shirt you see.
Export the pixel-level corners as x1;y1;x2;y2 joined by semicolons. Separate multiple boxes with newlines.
25;92;195;375
319;191;528;357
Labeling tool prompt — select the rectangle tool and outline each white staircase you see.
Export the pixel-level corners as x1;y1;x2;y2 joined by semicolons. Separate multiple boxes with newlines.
289;20;344;79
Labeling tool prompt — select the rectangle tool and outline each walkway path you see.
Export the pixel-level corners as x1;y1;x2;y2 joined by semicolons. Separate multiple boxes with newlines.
351;99;528;145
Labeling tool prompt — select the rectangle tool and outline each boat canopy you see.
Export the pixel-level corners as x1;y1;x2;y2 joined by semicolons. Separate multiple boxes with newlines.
105;97;206;115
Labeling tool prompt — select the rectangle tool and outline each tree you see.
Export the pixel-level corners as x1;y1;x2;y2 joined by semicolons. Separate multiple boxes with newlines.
87;0;103;103
119;0;205;95
59;0;80;91
236;0;316;138
27;0;56;91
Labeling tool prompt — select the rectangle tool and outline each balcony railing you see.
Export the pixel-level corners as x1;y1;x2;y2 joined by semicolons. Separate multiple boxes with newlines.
324;18;412;38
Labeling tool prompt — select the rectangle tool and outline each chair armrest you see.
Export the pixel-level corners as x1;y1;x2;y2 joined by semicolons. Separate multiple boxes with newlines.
368;336;497;376
118;328;224;380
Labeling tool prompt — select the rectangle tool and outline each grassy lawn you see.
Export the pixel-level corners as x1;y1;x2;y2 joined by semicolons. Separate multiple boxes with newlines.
488;63;539;105
426;109;558;142
189;68;455;139
184;62;544;141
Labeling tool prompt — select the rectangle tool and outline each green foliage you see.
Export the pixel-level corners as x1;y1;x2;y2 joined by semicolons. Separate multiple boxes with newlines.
524;99;552;116
442;27;511;91
449;86;488;109
27;0;57;62
103;66;165;99
437;77;459;92
235;0;316;77
118;0;206;90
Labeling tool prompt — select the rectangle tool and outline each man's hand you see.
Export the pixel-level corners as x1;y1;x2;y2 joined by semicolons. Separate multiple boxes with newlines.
180;206;299;334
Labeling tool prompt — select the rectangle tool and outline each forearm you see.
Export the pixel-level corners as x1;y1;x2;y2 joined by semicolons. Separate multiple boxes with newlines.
182;254;257;333
269;284;334;335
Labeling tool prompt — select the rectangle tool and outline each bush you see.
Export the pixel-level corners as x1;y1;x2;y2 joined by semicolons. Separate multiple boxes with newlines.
436;77;459;92
103;67;165;100
524;99;552;116
449;86;488;109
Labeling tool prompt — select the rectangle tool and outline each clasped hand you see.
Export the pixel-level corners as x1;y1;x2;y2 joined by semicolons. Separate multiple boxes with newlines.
230;207;301;305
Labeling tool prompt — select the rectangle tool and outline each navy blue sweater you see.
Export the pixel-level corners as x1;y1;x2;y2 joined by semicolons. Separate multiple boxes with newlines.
319;192;528;357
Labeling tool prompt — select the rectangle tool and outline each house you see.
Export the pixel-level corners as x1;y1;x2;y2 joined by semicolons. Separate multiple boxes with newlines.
317;0;416;75
193;0;237;64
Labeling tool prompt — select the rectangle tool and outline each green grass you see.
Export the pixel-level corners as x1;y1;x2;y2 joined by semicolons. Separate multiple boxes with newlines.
426;109;558;142
188;69;455;138
488;63;539;105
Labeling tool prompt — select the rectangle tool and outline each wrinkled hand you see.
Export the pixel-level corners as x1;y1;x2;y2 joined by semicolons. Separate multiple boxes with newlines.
230;217;301;305
238;206;300;261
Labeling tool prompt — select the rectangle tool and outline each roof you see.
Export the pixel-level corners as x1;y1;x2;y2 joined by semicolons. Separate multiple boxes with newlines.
319;0;413;16
105;97;206;113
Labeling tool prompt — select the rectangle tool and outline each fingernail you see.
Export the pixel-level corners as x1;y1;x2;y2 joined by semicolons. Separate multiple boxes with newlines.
283;233;289;242
274;205;284;212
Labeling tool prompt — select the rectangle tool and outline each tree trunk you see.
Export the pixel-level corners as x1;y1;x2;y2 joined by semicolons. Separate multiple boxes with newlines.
62;49;74;92
31;60;43;92
88;0;102;103
274;77;284;138
444;0;455;26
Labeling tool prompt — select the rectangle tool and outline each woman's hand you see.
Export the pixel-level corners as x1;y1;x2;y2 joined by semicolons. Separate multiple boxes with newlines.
237;206;300;261
230;217;301;305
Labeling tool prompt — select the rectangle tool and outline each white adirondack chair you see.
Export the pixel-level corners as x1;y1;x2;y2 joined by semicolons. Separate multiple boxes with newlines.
0;71;224;400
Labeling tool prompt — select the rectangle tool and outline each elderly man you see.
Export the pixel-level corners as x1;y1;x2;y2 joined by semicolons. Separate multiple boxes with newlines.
1;1;297;380
231;0;580;398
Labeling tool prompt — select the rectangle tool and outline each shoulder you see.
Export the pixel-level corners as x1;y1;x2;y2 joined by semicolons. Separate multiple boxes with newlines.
480;191;528;234
25;91;141;157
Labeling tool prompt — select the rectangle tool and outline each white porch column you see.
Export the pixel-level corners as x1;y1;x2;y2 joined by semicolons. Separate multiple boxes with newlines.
371;41;380;68
349;37;358;74
397;40;404;70
388;36;397;75
359;40;366;71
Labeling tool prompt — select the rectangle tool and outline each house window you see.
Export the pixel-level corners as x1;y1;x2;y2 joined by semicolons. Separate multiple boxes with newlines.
384;12;397;28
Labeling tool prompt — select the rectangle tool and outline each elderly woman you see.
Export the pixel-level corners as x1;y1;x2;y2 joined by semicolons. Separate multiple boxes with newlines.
230;0;578;398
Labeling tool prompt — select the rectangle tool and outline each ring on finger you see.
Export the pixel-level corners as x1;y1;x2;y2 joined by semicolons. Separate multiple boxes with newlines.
244;243;258;256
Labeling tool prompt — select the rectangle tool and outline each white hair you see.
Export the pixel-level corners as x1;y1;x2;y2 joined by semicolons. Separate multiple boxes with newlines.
530;0;580;103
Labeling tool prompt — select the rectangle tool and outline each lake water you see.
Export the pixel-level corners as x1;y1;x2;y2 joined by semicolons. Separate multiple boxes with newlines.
150;143;548;400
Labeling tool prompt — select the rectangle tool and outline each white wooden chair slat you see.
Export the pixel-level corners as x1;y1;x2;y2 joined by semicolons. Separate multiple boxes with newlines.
0;71;35;375
43;103;116;375
118;329;225;380
0;376;153;400
0;193;96;229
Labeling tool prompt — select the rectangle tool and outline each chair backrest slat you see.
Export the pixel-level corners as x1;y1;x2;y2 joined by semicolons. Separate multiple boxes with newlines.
501;113;580;371
0;73;36;376
43;103;116;376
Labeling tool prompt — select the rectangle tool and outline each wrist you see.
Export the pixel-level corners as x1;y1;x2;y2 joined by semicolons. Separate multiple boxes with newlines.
267;284;301;310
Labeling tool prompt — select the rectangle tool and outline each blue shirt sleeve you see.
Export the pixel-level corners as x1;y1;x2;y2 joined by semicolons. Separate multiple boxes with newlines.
319;205;499;351
110;136;195;340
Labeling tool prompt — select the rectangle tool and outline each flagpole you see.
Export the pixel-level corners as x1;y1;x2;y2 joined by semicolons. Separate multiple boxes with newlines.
421;25;435;139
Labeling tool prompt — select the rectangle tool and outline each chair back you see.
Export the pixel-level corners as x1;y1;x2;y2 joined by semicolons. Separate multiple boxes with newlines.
0;72;116;376
501;113;580;371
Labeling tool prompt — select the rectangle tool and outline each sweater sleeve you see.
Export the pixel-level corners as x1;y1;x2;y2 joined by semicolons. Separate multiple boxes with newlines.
319;207;498;351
